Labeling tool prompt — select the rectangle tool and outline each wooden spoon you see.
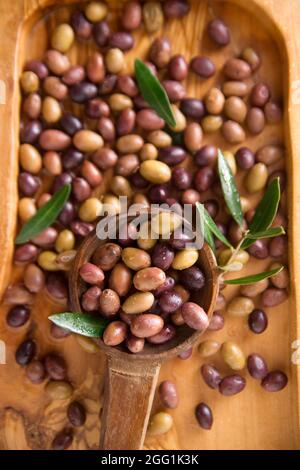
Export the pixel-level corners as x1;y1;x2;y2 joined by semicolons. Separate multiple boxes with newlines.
69;214;219;450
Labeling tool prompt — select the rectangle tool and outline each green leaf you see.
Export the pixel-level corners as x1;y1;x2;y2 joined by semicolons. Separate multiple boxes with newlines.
217;149;243;226
135;59;176;128
49;313;108;338
195;202;215;252
224;266;284;285
15;184;71;244
241;178;281;249
203;222;216;252
245;226;285;240
196;202;232;249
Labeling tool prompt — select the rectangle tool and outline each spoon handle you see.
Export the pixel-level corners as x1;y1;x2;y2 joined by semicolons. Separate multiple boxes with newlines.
100;355;161;450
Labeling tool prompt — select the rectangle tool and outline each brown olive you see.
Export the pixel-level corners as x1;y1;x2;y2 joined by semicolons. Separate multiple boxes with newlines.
99;289;121;317
222;120;246;144
184;123;203;153
130;314;164;338
223;58;252;80
103;321;127;346
92;243;122;271
205;88;225;115
246;107;266;134
181;302;209;331
149;37;171;69
261;288;288;307
109;263;132;297
256;144;284;166
158;380;179;409
224;97;247;123
122;292;155;315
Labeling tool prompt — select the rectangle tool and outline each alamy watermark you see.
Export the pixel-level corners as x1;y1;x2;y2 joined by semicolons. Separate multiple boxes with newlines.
0;80;6;105
0;340;6;364
95;197;204;250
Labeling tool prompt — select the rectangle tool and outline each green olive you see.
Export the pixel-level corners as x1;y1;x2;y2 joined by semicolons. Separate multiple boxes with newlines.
170;106;186;132
147;412;173;436
198;340;221;358
122;292;155;314
223;150;237;175
18;198;37;222
245;163;268;193
38;251;59;271
105;48;125;74
152;212;182;236
46;381;73;399
51;23;75;53
226;296;255;317
79;198;103;222
221;341;246;370
108;93;133;112
140;160;171;184
218;249;249;267
20;71;39;93
85;1;108;22
122;247;151;271
55;229;75;253
76;335;100;353
19;144;42;174
201;115;223;133
171;249;199;270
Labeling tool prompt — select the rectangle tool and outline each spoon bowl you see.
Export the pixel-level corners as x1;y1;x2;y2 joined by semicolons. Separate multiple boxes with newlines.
69;212;219;449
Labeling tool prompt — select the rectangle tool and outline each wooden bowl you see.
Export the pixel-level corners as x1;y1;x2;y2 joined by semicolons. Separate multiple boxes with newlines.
69;212;219;449
0;0;299;451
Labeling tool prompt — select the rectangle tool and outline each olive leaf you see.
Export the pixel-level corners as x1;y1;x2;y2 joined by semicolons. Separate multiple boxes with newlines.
134;59;176;128
241;178;281;249
224;266;284;285
203;220;216;253
15;184;71;244
49;313;108;337
217;149;243;227
245;226;285;240
196;202;232;250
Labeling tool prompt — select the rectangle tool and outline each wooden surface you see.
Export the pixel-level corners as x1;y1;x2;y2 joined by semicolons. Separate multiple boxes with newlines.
0;0;299;450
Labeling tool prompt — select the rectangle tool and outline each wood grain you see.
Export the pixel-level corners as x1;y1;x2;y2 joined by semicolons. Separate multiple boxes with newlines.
0;0;299;450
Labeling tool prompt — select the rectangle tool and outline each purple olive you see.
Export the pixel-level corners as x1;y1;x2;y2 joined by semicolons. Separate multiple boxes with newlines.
247;354;268;380
159;290;183;313
153;276;176;297
195;402;213;430
179;266;205;290
219;375;246;396
151;243;175;271
201;364;222;389
261;371;288;392
248;309;268;334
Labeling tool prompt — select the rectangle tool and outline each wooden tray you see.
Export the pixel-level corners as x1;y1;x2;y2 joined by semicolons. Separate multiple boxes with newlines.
0;0;299;450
